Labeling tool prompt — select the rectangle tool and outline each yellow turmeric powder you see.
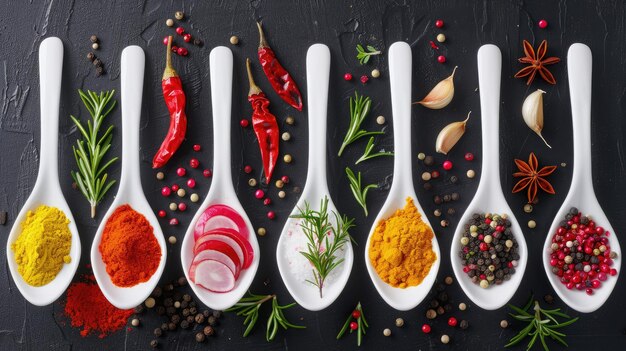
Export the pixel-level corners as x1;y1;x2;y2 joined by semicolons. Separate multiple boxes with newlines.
369;197;436;288
11;205;72;286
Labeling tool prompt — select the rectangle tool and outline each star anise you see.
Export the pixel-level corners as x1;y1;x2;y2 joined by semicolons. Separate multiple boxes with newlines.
512;152;556;203
514;40;560;85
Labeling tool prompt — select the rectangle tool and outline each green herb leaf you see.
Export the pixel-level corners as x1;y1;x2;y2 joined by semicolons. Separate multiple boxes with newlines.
71;89;118;218
356;44;382;65
338;92;383;156
355;136;394;164
345;167;377;216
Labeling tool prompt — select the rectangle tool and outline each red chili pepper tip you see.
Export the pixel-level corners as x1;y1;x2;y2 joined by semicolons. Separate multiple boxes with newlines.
187;178;196;188
203;169;212;178
429;41;439;50
437;55;446;63
360;75;369;84
267;211;276;219
178;203;187;211
163;36;170;46
193;144;201;152
344;73;353;81
244;165;253;174
443;160;453;170
435;19;444;28
161;187;172;197
538;19;548;29
183;33;192;42
176;167;186;177
171;184;180;192
240;119;250;128
176;27;185;35
263;198;271;206
169;218;179;226
158;210;167;218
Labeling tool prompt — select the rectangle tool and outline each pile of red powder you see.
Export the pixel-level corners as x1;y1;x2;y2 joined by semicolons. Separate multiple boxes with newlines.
64;275;133;338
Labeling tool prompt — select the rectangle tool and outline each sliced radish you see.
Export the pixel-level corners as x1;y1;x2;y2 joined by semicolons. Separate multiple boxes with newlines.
194;228;254;269
190;259;235;293
194;204;249;240
193;241;241;279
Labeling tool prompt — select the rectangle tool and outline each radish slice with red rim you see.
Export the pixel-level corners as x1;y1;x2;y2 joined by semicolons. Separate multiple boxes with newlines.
193;241;241;279
194;204;249;240
195;228;254;269
190;259;235;293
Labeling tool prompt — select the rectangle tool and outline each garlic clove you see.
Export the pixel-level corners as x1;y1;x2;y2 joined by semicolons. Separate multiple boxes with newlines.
436;111;471;155
415;66;457;109
522;89;551;148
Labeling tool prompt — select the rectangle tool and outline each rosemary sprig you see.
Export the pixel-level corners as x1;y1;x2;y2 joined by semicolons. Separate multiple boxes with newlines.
225;292;305;342
338;92;383;156
356;44;381;65
355;136;394;164
70;89;118;218
345;167;377;216
337;302;369;346
290;196;355;298
505;296;578;351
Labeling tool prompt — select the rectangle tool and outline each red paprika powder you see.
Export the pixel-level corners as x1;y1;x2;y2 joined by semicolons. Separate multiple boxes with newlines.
99;204;161;287
64;275;133;338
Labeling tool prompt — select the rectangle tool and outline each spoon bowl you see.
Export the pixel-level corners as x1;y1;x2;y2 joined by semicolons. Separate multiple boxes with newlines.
276;44;353;311
364;42;440;311
181;47;259;311
6;37;81;306
450;45;528;310
91;46;167;310
542;44;621;313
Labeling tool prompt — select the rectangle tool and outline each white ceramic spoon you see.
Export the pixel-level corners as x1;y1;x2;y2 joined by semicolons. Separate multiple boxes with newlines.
363;42;440;311
276;44;353;311
181;47;260;311
450;45;528;310
5;37;81;306
91;46;167;310
542;44;621;313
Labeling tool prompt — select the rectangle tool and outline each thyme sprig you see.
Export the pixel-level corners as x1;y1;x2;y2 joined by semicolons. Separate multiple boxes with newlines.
70;89;118;218
356;44;381;64
345;167;377;216
355;136;394;164
225;292;305;342
338;92;383;156
506;297;578;351
337;302;369;346
290;196;355;298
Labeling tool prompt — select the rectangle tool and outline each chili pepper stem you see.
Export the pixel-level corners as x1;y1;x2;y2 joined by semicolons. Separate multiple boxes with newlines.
163;35;178;80
256;22;269;48
246;58;263;96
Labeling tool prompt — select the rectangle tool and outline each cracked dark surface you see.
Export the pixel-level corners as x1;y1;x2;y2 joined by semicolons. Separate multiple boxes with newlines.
1;0;626;350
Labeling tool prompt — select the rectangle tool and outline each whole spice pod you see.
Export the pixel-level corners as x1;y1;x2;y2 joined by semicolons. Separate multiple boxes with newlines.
256;22;303;111
435;112;470;154
153;36;188;168
415;66;457;109
245;58;280;184
521;89;551;148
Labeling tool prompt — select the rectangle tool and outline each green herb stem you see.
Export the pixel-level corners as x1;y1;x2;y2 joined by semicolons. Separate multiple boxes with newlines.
355;136;393;164
356;44;382;65
345;167;377;216
338;92;382;156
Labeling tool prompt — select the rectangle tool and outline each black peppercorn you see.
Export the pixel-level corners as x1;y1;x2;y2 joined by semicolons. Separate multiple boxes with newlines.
135;304;144;314
212;310;222;319
186;315;194;324
166;306;176;316
156;306;166;316
447;208;456;216
451;192;459;201
424;182;432;191
426;309;437;319
434;196;442;205
180;320;190;329
189;307;198;315
177;276;187;286
437;292;449;302
429;299;439;308
182;308;190;317
443;194;451;202
164;298;173;307
86;52;95;61
450;175;458;183
424;155;434;166
194;38;204;47
168;322;176;331
153;328;162;337
90;35;98;43
183;294;192;302
207;315;217;326
436;306;445;315
203;326;215;336
543;294;554;304
196;332;205;343
459;320;469;329
160;322;168;331
165;284;174;291
203;310;211;318
195;314;205;324
93;58;102;67
189;301;197;308
171;314;181;324
152;287;163;298
150;339;158;348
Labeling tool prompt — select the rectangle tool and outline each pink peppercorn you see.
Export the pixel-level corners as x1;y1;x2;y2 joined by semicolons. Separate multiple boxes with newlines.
203;169;212;178
189;158;200;168
267;211;276;220
240;119;250;128
464;152;474;161
538;19;548;29
161;187;172;197
437;55;446;63
431;171;440;179
176;167;186;177
344;73;353;81
421;324;431;334
263;198;271;206
176;27;185;35
178;203;187;211
171;45;179;53
255;189;265;199
163;36;170;46
183;33;192;42
158;210;166;218
187;178;196;188
435;19;444;28
244;165;253;174
193;144;201;152
281;175;290;184
177;47;188;56
171;184;180;192
443;160;453;170
360;75;368;84
169;218;179;226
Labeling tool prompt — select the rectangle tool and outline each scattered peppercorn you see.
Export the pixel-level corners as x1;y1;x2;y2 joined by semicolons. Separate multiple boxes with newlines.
422;172;432;181
168;236;177;245
395;318;404;327
543;294;554;304
458;302;467;311
440;219;449;228
150;340;158;348
153;327;162;337
248;178;257;187
86;52;95;61
424;155;434;166
145;298;156;308
434;209;442;217
285;116;295;125
278;191;286;199
376;115;386;125
92;43;99;50
441;334;450;344
283;154;293;163
524;204;533;213
203;326;214;336
371;69;381;78
383;328;391;336
538;19;548;28
500;319;509;328
459;319;469;330
344;73;353;81
437;55;446;63
467;169;476;178
90;35;98;43
175;11;184;20
426;309;437;319
360;75;369;84
421;324;431;333
444;276;453;285
195;332;205;342
194;38;203;47
190;193;199;202
528;220;536;229
436;33;446;43
281;132;291;141
166;19;174;27
435;19;444;28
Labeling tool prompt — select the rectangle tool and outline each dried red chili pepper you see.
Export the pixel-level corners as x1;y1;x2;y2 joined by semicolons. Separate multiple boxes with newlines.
246;58;279;184
256;22;303;111
153;36;187;168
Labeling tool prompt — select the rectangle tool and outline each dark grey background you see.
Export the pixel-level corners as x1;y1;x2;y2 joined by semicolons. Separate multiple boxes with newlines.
1;0;625;350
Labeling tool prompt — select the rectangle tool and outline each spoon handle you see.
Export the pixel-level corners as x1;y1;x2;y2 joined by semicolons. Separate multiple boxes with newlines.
209;47;235;195
567;44;594;191
37;37;64;180
119;46;146;193
304;44;331;192
388;42;413;195
476;45;502;193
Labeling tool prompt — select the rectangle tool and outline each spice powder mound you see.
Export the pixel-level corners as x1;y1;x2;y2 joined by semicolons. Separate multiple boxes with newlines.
368;197;437;288
99;204;161;287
